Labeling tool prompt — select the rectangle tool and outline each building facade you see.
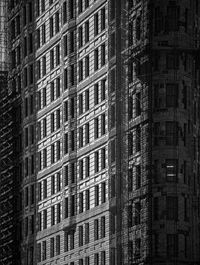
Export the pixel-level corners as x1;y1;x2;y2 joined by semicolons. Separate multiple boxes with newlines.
5;0;200;265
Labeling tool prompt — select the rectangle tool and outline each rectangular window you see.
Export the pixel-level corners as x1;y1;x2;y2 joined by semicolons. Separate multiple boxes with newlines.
69;0;74;19
166;159;178;182
86;189;90;210
110;32;115;57
64;165;68;186
64;100;68;122
50;49;54;70
63;1;67;24
101;148;106;169
94;219;99;240
65;197;68;218
166;121;178;145
94;151;99;173
70;195;75;216
56;109;60;129
94;13;99;36
43;148;47;168
51;113;55;133
50;82;54;102
79;127;83;148
166;196;178;220
85;21;89;43
43;87;46;107
85;89;90;111
94;49;99;71
79;60;83;82
95;185;99;206
135;202;141;225
55;12;60;33
166;84;178;107
51;144;55;164
70;31;74;53
43;209;47;229
94;118;99;139
51;205;55;226
79;192;83;213
94;83;99;105
79;226;83;246
167;234;178;257
57;203;61;223
51;175;55;195
56;140;60;161
136;125;141;152
71;130;75;151
101;7;106;31
42;241;46;261
101;44;106;66
85;123;90;144
85;223;89;244
42;24;46;44
136;165;141;189
50;237;54;258
56;45;60;66
56;235;60;255
50;16;54;38
101;182;106;203
79;26;83;48
78;0;83;14
64;133;68;154
85;55;90;77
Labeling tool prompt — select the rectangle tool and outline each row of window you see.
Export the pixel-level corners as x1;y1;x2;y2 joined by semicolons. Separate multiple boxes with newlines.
38;186;106;231
78;43;106;82
37;78;106;116
38;172;61;201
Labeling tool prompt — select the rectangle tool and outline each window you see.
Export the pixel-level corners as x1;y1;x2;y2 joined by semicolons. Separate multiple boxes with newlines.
51;113;55;133
79;26;83;48
64;133;68;154
37;60;41;80
51;175;55;195
79;127;83;148
70;64;75;86
78;0;83;14
85;189;90;210
136;92;141;116
71;130;75;151
42;56;46;76
166;196;178;220
56;109;60;129
69;0;74;19
101;148;106;169
94;13;99;36
110;68;115;92
85;21;89;43
166;5;179;32
42;87;46;107
50;16;54;38
79;226;83;246
70;31;74;53
85;55;90;77
101;44;106;66
50;49;54;70
135;238;141;258
94;49;99;71
42;241;46;261
85;89;89;111
111;104;115;128
64;101;68;122
51;144;55;164
153;197;159;220
70;195;75;216
94;83;99;105
79;60;83;82
51;205;55;226
94;152;99;173
65;197;68;218
63;1;67;24
79;192;83;213
166;84;178;107
64;34;68;56
64;165;68;186
94;219;99;240
94;118;99;139
85;123;90;144
167;234;178;257
136;165;141;189
57;203;61;223
166;122;178;145
50;237;54;257
43;209;47;229
56;235;60;255
42;24;46;44
71;163;75;183
101;7;106;31
43;179;47;199
111;175;115;198
85;156;90;177
56;141;60;161
43;148;47;168
101;182;106;203
85;0;89;8
166;159;178;182
51;82;54;102
85;223;89;244
101;114;106;135
110;32;115;57
136;125;141;152
95;185;99;206
136;16;141;40
135;202;141;225
101;216;105;238
111;139;115;163
55;12;60;33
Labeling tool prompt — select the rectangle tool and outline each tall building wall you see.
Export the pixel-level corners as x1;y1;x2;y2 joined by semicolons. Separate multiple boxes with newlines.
6;0;200;265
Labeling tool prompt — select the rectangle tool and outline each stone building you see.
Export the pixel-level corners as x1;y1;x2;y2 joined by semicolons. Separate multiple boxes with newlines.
4;0;200;264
